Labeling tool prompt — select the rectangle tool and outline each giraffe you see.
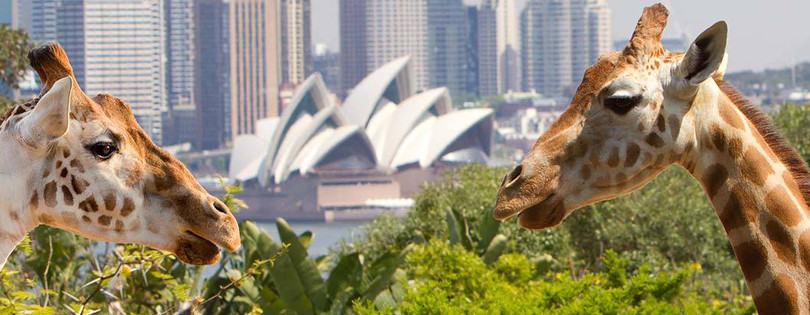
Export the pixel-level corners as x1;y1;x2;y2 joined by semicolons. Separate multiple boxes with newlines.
0;43;240;269
494;4;810;313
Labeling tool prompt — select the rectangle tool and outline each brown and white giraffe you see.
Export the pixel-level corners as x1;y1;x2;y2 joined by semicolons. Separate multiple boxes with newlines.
0;43;240;269
494;4;810;314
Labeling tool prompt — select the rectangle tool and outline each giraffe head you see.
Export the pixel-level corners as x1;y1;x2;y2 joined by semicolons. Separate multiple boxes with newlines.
494;4;729;229
1;43;240;265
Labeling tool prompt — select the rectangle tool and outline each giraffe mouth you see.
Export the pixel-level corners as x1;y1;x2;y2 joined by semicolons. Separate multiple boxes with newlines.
516;197;566;230
174;230;221;265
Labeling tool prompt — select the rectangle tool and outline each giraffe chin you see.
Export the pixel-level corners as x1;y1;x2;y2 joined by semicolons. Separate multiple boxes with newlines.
516;199;566;230
174;231;222;265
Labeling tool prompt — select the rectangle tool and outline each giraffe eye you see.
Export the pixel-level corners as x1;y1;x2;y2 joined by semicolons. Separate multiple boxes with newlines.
604;94;642;115
88;142;117;160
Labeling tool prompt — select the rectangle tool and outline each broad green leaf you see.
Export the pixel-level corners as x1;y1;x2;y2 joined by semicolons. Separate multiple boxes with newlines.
276;218;328;312
483;234;507;265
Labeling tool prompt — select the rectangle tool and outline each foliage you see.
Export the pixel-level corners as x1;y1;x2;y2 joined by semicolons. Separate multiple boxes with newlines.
389;241;753;314
771;103;810;162
0;24;34;112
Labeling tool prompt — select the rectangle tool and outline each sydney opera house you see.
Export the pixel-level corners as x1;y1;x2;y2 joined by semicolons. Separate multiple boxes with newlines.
226;57;494;221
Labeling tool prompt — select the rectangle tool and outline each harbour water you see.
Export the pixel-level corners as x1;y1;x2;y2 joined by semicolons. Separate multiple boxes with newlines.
254;220;368;257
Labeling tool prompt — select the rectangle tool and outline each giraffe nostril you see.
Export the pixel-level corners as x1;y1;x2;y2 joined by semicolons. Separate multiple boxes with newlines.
505;164;523;186
213;201;229;215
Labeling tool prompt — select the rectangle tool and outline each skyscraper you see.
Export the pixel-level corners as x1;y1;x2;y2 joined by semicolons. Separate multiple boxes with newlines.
478;0;520;97
30;0;59;43
280;0;312;85
464;6;479;97
521;0;611;99
427;0;468;96
229;0;280;138
58;0;167;143
521;0;572;98
163;0;197;146
196;0;230;150
339;0;428;93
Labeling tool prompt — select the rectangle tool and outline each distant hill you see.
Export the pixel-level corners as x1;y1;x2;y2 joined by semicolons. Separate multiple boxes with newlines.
725;62;810;92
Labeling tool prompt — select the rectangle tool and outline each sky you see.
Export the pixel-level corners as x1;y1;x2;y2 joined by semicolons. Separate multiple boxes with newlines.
311;0;810;73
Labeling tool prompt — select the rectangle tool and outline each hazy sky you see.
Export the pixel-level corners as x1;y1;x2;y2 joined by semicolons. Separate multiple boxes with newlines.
311;0;810;72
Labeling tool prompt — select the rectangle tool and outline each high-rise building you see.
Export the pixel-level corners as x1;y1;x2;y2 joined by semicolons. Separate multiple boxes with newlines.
521;0;572;98
521;0;611;99
464;6;479;97
313;43;340;92
280;0;312;85
196;0;230;150
340;0;476;96
478;0;520;97
229;0;280;138
339;0;428;93
30;0;59;43
163;0;197;146
427;0;468;96
58;0;167;143
1;0;28;28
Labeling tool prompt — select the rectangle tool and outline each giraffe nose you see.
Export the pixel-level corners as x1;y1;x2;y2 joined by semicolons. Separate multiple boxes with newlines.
504;164;523;187
212;199;230;215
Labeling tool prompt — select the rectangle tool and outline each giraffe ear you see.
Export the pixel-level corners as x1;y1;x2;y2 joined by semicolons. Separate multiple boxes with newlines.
18;77;72;148
678;21;728;85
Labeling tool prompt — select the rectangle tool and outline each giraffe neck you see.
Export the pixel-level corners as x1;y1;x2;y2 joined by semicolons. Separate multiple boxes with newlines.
0;134;39;269
684;90;810;313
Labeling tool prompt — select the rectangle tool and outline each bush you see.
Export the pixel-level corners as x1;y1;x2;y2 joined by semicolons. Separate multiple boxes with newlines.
391;240;753;314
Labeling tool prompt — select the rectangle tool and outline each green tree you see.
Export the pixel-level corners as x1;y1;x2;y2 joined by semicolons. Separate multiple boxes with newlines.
0;25;34;113
771;103;810;162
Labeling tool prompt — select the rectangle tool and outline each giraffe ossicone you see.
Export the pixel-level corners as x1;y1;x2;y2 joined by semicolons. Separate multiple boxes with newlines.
0;42;241;270
495;3;810;313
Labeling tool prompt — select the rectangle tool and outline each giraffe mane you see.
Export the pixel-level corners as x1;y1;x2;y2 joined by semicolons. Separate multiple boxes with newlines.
715;78;810;208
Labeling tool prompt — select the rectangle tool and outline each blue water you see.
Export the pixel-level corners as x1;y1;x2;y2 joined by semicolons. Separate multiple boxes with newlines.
254;220;368;257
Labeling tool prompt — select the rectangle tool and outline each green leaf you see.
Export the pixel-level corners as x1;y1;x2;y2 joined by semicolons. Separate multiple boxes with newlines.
362;244;413;301
171;283;192;300
326;253;362;298
276;218;328;312
299;231;313;249
475;210;501;253
483;234;507;265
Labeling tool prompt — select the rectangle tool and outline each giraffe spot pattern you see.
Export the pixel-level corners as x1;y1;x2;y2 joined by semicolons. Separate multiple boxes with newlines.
115;220;125;232
799;230;810;273
709;124;727;152
59;168;68;178
625;143;641;167
607;147;620;167
104;194;116;211
720;187;759;231
98;215;112;226
29;191;38;210
44;181;58;207
9;211;18;221
81;215;91;223
61;185;73;206
655;114;666;132
120;198;135;217
702;164;728;200
765;220;797;265
644;132;664;148
740;147;773;187
752;274;799;314
727;137;743;159
63;149;70;158
667;115;680;140
71;176;88;195
78;197;99;213
581;165;591;180
39;214;54;225
733;240;768;282
70;159;84;173
719;102;744;130
766;186;802;226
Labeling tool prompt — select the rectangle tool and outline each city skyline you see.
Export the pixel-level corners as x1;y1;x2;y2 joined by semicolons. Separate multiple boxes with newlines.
313;0;810;72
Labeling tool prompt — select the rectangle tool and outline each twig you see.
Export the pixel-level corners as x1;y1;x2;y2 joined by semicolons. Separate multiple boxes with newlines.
43;235;53;307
